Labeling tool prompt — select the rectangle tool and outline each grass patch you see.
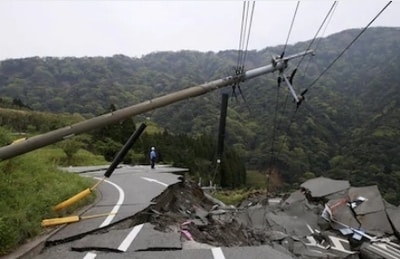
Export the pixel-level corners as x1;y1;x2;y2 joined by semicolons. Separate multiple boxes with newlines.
211;188;269;206
33;147;108;166
246;170;267;188
209;171;268;206
0;151;96;255
212;190;247;206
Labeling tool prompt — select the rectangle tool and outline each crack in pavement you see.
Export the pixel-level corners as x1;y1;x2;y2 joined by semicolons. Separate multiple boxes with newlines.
71;247;123;253
38;177;400;258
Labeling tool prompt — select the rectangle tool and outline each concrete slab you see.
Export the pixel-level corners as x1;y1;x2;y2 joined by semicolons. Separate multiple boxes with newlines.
327;198;360;229
325;189;349;201
265;211;315;237
357;210;393;235
386;206;400;235
281;190;305;209
236;205;267;229
348;185;385;215
300;177;350;198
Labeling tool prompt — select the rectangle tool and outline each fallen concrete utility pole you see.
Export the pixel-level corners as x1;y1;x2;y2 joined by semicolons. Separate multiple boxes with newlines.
0;50;313;161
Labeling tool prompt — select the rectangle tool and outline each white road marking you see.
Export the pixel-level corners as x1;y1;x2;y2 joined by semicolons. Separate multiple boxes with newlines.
329;236;356;254
82;177;125;259
82;252;97;259
118;224;144;252
141;176;168;187
306;224;314;233
211;247;226;259
96;177;125;228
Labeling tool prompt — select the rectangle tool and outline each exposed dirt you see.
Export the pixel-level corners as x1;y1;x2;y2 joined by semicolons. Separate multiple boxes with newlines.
122;177;400;258
44;177;400;258
138;180;255;246
103;179;273;248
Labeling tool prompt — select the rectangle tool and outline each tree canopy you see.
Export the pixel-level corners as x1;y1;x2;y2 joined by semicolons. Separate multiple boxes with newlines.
0;27;399;203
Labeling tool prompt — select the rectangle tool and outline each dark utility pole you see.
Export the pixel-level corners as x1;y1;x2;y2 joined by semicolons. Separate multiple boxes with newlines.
217;93;229;187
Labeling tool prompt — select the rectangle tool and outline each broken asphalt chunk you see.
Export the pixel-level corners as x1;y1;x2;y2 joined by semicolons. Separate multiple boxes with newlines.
301;177;350;199
386;205;400;237
348;186;385;215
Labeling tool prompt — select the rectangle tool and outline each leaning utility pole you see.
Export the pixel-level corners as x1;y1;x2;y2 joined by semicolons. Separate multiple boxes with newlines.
0;50;313;161
217;93;229;187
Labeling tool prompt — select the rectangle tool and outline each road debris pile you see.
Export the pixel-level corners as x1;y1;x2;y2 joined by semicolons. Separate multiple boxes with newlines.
117;180;257;247
130;176;400;258
40;176;400;258
236;177;400;258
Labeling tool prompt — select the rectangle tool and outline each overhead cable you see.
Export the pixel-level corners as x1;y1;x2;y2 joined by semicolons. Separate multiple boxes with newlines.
233;1;256;111
236;1;256;74
281;1;300;58
241;1;256;68
236;1;248;71
302;2;338;75
307;1;392;89
268;81;281;166
267;1;300;178
296;1;338;70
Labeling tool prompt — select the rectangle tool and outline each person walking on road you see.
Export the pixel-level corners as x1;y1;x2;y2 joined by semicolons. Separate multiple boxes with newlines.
150;147;157;169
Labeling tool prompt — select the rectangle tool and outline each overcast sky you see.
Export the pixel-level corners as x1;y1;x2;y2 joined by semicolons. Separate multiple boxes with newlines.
0;1;399;61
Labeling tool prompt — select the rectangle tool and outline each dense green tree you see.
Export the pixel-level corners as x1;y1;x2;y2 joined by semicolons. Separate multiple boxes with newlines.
0;27;399;203
59;139;83;165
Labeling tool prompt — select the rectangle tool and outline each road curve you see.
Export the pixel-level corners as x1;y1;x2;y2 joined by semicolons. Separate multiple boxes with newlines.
29;165;291;259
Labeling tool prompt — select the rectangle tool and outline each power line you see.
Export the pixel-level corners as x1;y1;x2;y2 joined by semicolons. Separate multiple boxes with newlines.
295;1;338;70
265;2;301;188
269;80;281;165
236;1;247;71
233;1;256;111
242;1;256;68
236;1;256;73
307;1;392;89
281;1;300;58
302;2;338;76
266;2;339;193
266;1;392;192
267;1;300;170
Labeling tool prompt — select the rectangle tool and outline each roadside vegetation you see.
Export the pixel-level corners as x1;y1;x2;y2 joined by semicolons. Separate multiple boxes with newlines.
35;146;107;167
2;28;400;205
210;170;268;205
0;106;246;256
0;128;101;255
1;27;399;254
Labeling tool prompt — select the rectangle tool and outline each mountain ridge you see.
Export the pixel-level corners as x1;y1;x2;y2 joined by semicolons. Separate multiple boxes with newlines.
0;27;399;203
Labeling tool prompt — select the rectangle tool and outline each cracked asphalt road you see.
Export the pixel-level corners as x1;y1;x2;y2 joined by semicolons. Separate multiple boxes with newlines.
27;167;400;259
34;165;184;259
33;165;292;259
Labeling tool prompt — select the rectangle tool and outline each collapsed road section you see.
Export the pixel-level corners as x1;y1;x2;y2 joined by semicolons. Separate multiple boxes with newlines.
36;177;400;259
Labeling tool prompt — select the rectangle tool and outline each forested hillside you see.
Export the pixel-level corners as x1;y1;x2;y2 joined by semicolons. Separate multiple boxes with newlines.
0;27;399;203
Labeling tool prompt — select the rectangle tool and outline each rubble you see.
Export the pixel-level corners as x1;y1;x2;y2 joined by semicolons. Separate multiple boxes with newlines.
139;177;400;258
44;177;400;258
300;177;350;199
